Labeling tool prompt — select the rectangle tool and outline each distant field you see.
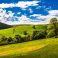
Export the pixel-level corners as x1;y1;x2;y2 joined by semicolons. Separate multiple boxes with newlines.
0;38;58;58
0;25;46;38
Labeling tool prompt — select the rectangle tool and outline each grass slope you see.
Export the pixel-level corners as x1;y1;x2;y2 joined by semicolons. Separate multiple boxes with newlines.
0;38;58;58
0;25;46;37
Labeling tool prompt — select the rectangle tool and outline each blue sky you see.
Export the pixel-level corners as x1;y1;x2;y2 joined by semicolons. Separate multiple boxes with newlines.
0;0;58;25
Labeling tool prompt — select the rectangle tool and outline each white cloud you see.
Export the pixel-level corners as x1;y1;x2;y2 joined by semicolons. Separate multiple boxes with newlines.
18;15;31;24
17;12;21;14
0;9;17;24
0;1;39;9
0;8;58;25
30;10;58;24
16;1;39;9
0;3;15;8
49;10;58;16
29;8;33;13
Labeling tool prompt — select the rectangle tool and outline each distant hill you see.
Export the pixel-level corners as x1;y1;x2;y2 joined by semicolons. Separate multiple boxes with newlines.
0;22;12;30
0;25;46;37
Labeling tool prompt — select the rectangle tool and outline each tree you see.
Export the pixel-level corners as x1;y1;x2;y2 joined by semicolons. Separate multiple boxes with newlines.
8;37;13;44
32;31;46;40
15;35;22;43
0;36;8;45
32;30;38;40
32;25;36;29
23;31;27;35
13;26;16;34
47;18;58;38
1;36;7;41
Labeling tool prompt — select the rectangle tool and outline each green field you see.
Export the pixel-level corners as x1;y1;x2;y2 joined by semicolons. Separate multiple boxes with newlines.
0;25;46;38
0;38;58;58
0;25;58;58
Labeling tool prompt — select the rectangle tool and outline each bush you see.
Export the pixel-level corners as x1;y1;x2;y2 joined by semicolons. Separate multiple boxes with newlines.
32;30;38;40
27;35;32;41
32;25;36;29
8;37;13;44
0;36;8;45
23;31;28;35
32;30;47;40
36;31;47;39
47;29;55;38
21;34;32;42
1;36;7;41
15;35;22;43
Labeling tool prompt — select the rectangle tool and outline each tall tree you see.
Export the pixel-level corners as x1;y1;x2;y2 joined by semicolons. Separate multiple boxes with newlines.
47;18;58;38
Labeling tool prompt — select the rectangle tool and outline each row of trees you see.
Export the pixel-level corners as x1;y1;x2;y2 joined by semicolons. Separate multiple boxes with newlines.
0;18;58;46
0;30;47;46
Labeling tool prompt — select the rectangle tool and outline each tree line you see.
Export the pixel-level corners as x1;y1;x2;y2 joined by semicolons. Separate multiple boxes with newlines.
0;18;58;46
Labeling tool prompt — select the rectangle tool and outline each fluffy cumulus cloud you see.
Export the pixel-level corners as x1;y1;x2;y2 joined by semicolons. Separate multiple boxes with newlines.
0;0;58;25
16;1;39;9
48;10;58;16
30;10;58;24
0;1;39;9
0;8;18;24
0;8;58;25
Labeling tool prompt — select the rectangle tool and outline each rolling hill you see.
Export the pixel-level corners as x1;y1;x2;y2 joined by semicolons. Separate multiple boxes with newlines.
0;24;47;37
0;22;11;30
0;38;58;58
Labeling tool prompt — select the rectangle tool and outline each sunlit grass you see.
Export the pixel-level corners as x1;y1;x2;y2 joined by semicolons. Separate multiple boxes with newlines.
0;38;58;58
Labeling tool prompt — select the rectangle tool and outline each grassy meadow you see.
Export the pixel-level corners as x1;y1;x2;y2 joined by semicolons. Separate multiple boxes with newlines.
0;24;58;58
0;25;46;38
0;38;58;58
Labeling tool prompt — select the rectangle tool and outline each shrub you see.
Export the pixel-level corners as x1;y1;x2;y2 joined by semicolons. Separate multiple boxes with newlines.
32;30;47;40
23;31;28;35
1;36;7;41
32;30;39;40
0;36;8;45
36;31;47;39
15;35;22;43
32;25;36;29
8;37;13;44
47;29;55;38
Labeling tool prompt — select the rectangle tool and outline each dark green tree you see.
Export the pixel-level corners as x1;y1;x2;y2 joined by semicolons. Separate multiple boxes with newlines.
47;18;58;38
15;35;22;43
8;37;13;44
32;25;36;29
23;31;27;35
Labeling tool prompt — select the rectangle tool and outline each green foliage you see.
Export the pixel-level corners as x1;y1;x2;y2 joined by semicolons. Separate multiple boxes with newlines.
32;25;36;29
15;35;22;43
47;18;58;38
23;31;28;35
0;36;8;45
0;38;58;58
47;29;55;38
8;37;13;44
0;25;46;38
32;30;47;40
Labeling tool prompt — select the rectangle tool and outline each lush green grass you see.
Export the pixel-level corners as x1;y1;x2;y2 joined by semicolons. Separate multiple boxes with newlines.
0;38;58;58
0;24;57;58
0;25;46;38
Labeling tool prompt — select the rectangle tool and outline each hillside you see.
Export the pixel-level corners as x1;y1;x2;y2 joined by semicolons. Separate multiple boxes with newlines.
0;38;58;58
0;22;11;30
0;25;46;37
